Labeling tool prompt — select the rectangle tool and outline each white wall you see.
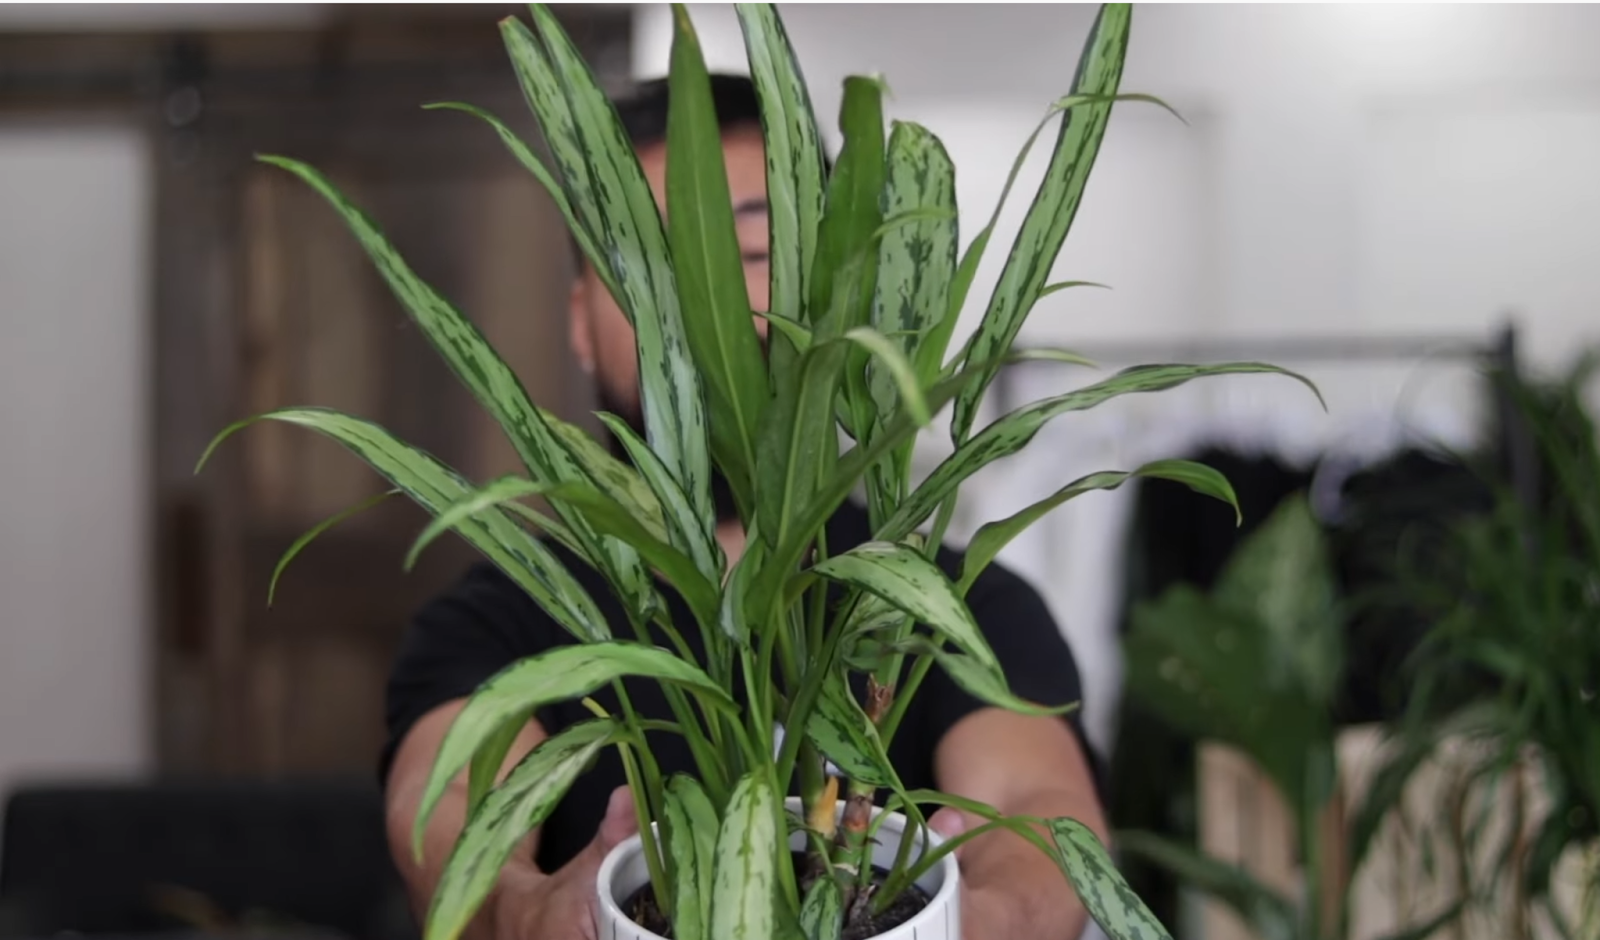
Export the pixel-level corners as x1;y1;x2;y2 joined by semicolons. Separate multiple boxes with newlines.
0;122;154;803
635;4;1600;763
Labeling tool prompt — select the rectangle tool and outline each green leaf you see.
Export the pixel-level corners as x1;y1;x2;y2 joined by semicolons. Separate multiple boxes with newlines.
712;772;779;940
959;461;1238;592
424;718;618;940
735;3;826;331
667;4;770;517
268;488;397;606
719;525;765;645
405;475;549;572
414;642;736;859
799;875;843;940
547;411;668;543
809;75;885;335
596;413;723;587
872;121;959;399
814;541;1000;672
757;337;850;551
1040;279;1112;298
747;365;989;625
843;326;931;426
505;9;714;533
199;408;608;644
894;636;1077;717
421;101;620;304
884;361;1321;542
1047;818;1174;940
254;155;652;619
663;774;720;940
950;3;1132;443
1006;346;1099;369
1116;830;1294;940
465;707;531;819
805;670;896;787
545;480;721;630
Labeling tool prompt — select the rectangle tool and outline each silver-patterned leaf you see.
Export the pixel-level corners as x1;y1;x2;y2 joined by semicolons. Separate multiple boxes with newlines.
424;719;618;940
711;773;779;940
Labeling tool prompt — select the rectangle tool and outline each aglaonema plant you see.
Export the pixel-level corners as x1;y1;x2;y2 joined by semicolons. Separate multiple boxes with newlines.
199;4;1320;939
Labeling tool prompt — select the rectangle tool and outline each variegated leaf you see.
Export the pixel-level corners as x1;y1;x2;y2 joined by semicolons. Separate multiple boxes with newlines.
505;9;714;533
799;874;843;940
711;773;779;940
813;541;1000;672
804;670;895;787
424;719;618;940
255;156;652;619
959;461;1238;592
874;121;957;414
667;5;770;517
414;641;736;859
663;774;720;940
199;408;607;644
735;3;826;330
597;413;723;588
1049;818;1174;940
895;636;1076;718
883;362;1320;541
950;3;1132;443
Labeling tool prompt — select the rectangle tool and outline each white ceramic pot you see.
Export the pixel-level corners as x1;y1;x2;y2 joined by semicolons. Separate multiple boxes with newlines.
596;796;961;940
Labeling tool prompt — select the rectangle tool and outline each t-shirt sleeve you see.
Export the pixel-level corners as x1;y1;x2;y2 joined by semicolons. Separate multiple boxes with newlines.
915;561;1107;804
378;563;557;786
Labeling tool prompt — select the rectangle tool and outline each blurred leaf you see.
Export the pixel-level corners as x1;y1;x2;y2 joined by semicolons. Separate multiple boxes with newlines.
597;413;723;586
1116;830;1295;940
268;489;397;605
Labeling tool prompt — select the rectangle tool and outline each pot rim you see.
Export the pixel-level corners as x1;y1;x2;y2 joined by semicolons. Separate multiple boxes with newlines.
594;797;960;939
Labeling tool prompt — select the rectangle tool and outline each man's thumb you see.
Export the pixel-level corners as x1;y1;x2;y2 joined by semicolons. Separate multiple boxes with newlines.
595;786;639;855
928;807;969;849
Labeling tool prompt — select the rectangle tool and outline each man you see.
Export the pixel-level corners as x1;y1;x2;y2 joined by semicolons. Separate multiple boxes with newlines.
380;75;1108;940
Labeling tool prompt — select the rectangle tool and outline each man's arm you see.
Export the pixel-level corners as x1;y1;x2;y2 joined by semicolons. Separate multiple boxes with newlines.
384;700;549;940
931;707;1109;940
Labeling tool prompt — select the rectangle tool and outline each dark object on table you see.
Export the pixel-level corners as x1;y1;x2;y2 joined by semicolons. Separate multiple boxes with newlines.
0;779;416;940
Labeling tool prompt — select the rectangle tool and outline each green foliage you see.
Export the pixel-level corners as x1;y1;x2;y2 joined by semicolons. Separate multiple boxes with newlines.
201;4;1321;939
1120;496;1464;940
1373;357;1600;938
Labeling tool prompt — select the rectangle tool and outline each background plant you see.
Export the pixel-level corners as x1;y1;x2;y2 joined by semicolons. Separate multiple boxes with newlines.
1370;355;1600;940
1117;495;1463;940
200;4;1318;940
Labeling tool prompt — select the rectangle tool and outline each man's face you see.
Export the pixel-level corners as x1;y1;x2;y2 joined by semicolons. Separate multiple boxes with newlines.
568;123;771;427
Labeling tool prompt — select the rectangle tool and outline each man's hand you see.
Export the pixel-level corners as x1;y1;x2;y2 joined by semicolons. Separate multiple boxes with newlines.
930;708;1107;940
491;787;637;940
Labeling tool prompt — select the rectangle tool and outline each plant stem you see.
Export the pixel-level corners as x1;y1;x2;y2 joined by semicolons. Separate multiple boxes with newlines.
608;681;671;918
879;653;934;746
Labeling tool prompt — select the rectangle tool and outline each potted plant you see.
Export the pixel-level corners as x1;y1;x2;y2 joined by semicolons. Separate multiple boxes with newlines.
200;4;1318;939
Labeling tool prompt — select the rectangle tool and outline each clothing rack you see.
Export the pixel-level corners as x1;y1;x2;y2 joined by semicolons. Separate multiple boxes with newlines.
994;321;1538;517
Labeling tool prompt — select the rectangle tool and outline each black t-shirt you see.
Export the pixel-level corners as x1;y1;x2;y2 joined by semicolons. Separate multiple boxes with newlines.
380;499;1100;873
